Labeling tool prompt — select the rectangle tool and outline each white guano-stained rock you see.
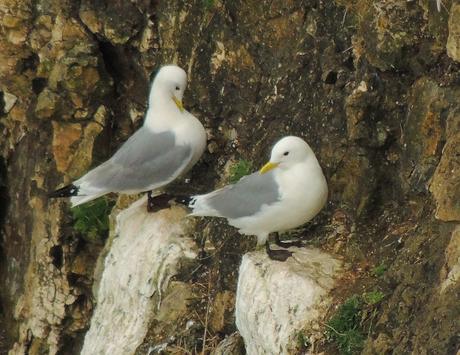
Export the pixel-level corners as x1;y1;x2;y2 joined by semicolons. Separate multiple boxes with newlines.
81;198;197;355
235;247;343;355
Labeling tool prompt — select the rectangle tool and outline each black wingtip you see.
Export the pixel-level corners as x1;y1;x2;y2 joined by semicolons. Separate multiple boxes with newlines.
48;184;79;198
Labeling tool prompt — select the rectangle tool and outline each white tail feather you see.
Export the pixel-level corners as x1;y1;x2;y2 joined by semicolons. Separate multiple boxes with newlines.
70;192;107;207
188;195;220;217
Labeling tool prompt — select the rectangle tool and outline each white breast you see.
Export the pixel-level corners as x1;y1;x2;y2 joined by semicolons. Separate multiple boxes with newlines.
229;159;327;238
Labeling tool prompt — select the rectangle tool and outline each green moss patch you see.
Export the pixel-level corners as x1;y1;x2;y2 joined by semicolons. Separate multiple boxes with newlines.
372;264;387;277
326;291;385;355
72;197;115;243
228;159;253;183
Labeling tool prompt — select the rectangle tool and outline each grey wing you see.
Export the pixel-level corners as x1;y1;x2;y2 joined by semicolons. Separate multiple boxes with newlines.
78;128;192;192
206;171;280;219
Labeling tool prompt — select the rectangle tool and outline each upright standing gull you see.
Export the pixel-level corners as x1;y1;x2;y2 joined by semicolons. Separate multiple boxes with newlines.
188;136;328;261
50;65;207;209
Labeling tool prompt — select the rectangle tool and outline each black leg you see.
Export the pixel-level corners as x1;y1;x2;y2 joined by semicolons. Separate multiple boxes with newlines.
274;233;303;248
147;192;172;213
265;241;293;262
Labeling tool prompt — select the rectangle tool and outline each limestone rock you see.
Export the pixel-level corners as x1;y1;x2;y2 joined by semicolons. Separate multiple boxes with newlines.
211;332;245;355
51;121;82;173
447;3;460;62
35;88;60;119
51;105;107;178
8;197;76;355
352;0;434;71
235;248;343;355
79;0;143;45
430;132;460;221
209;290;235;333
401;78;446;192
2;91;17;113
81;199;197;355
439;226;460;293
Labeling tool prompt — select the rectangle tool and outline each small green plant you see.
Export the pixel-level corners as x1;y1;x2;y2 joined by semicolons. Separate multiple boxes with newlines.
363;291;385;305
296;331;311;351
202;0;215;9
326;289;386;355
229;159;253;183
372;264;387;277
325;295;364;355
72;197;114;243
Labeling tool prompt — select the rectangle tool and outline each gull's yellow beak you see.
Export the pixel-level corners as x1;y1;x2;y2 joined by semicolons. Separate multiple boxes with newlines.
172;95;184;112
259;161;279;174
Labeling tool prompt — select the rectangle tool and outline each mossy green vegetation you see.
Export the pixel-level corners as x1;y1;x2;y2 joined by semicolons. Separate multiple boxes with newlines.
229;159;253;183
72;197;115;243
363;290;385;306
372;264;387;277
326;291;385;355
296;331;311;352
202;0;215;9
326;296;364;355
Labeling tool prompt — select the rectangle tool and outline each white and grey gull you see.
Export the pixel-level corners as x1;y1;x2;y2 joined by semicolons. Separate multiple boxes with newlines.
188;136;328;261
49;65;207;210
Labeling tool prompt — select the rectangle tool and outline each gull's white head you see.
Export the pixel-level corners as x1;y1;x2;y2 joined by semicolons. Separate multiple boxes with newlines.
260;136;315;174
149;65;187;112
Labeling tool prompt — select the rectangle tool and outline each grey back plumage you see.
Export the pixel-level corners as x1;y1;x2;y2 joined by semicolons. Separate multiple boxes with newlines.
80;128;191;192
206;171;280;219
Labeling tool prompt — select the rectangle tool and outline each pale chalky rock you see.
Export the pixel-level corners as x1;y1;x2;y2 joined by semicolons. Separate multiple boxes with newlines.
81;197;197;355
235;247;343;355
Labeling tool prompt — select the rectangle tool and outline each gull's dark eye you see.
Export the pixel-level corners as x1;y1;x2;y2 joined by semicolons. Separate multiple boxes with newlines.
283;151;289;156
175;86;180;91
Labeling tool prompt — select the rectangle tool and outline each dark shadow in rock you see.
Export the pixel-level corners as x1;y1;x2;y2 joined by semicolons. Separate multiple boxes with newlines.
32;78;48;95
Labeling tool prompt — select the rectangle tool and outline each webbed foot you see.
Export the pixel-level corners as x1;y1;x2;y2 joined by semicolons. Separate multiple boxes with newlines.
147;192;172;213
265;241;293;262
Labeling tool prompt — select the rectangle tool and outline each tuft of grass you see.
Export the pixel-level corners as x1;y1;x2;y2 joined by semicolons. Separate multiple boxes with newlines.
325;289;386;355
363;291;385;305
229;159;253;183
326;295;364;355
72;197;114;243
372;264;387;277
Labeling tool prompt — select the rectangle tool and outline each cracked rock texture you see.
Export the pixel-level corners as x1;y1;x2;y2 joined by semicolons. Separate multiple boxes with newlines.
0;0;459;354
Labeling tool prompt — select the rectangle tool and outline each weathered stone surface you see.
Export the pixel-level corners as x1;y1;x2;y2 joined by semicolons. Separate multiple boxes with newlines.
51;105;107;178
209;290;235;333
8;197;79;355
447;3;460;62
235;248;343;354
51;121;82;173
440;226;460;292
351;0;443;72
401;78;450;192
79;0;144;45
430;131;460;221
81;199;197;355
2;91;17;113
211;332;245;355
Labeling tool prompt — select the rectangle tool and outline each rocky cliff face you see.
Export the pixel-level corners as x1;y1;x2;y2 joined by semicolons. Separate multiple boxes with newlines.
0;0;459;354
